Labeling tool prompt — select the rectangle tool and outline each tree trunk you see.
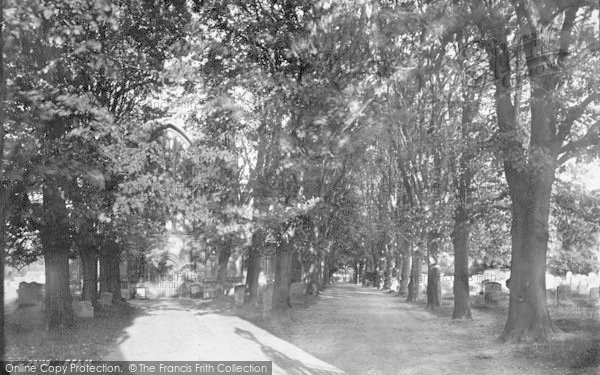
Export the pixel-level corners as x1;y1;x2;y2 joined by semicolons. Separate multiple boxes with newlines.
398;248;411;296
426;238;441;309
500;171;559;342
452;206;472;319
40;185;73;329
272;236;293;314
99;240;121;301
244;232;262;306
426;264;442;310
80;246;98;305
308;254;319;295
407;252;421;302
216;241;232;298
322;253;330;288
384;251;393;290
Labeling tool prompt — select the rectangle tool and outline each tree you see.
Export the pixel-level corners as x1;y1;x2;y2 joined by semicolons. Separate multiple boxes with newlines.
470;0;600;342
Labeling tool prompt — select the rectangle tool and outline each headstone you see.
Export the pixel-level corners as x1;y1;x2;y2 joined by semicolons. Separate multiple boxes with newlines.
577;280;590;295
557;284;571;304
484;282;502;305
546;273;560;290
261;283;274;316
589;287;599;301
17;282;44;307
72;300;94;319
203;281;217;299
99;292;113;306
189;284;202;299
565;271;573;285
234;285;245;306
135;287;146;299
571;274;584;292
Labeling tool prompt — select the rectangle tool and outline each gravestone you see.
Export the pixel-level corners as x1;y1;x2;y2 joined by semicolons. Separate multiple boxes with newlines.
261;283;274;316
17;282;44;307
203;281;217;299
565;271;573;286
99;292;113;306
135;287;146;299
557;284;572;304
484;282;502;305
233;285;245;306
576;280;590;295
72;300;94;319
189;284;202;299
589;287;599;301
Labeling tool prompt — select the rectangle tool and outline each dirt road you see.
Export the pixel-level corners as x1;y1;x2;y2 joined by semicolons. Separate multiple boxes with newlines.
104;283;596;375
273;283;579;375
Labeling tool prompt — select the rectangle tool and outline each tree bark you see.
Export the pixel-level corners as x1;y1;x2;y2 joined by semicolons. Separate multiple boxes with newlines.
426;264;442;310
383;249;393;290
272;236;293;314
216;241;232;298
79;246;98;305
307;253;319;295
40;184;73;329
244;231;262;306
426;238;441;309
407;251;421;302
398;246;411;296
99;240;122;301
452;206;472;319
500;171;559;342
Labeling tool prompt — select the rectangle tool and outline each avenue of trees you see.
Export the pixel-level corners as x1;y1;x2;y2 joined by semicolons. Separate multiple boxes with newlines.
1;0;599;353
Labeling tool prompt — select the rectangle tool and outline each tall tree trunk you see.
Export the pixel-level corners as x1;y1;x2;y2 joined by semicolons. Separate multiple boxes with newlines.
452;206;472;319
384;249;393;290
398;245;411;296
216;241;232;298
99;240;121;301
40;184;73;328
80;246;98;305
426;237;441;309
322;252;330;288
272;236;293;314
244;231;262;306
501;171;559;342
308;252;319;295
407;251;421;302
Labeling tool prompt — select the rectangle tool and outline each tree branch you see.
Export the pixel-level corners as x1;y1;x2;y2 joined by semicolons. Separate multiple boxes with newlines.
557;93;599;141
558;120;600;164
